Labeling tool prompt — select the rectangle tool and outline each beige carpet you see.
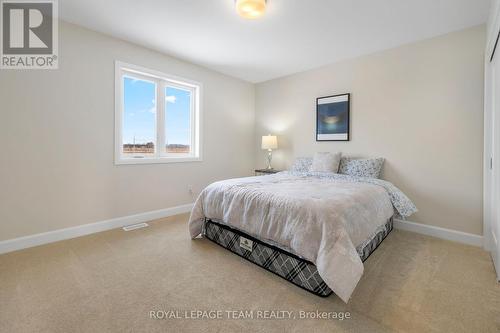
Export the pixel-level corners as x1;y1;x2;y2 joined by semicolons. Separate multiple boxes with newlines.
1;213;499;333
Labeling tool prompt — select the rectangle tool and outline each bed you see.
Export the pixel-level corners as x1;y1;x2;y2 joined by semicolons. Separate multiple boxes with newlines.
189;171;416;302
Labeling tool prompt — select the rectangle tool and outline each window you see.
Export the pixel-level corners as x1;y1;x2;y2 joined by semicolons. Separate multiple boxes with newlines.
115;62;202;164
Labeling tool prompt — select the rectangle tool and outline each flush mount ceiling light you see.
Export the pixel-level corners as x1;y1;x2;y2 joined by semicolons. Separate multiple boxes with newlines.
235;0;267;19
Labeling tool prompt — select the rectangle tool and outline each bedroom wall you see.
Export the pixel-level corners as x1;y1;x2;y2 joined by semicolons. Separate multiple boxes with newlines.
0;21;255;241
254;25;485;235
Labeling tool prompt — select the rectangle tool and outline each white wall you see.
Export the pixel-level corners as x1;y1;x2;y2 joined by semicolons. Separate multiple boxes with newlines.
255;26;485;235
0;22;487;241
0;22;255;241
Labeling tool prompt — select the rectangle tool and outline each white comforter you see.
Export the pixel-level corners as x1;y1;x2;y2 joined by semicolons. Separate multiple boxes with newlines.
189;172;417;302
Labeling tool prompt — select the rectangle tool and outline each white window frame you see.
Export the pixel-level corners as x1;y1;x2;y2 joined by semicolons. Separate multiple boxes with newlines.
115;61;202;165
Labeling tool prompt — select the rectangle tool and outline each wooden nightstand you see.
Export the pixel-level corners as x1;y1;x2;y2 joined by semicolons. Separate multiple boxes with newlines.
255;169;281;176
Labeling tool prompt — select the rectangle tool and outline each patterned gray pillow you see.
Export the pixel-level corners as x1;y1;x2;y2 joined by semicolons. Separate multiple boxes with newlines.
290;157;313;172
339;157;385;178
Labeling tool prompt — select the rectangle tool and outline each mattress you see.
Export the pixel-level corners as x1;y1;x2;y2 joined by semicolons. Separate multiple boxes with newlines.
204;216;393;297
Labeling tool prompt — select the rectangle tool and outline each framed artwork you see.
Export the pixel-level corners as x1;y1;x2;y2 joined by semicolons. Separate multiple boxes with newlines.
316;93;350;141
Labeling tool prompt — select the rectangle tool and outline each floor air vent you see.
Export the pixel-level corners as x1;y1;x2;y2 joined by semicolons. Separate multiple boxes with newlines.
122;223;149;231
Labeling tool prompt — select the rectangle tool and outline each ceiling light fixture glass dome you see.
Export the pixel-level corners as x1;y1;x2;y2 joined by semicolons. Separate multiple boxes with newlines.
236;0;267;19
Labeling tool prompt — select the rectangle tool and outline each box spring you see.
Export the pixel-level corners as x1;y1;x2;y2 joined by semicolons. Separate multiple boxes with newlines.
204;217;393;297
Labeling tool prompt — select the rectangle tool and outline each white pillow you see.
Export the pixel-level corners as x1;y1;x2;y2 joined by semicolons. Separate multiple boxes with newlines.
310;152;341;173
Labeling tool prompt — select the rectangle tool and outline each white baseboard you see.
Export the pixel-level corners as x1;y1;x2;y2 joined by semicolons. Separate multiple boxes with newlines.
491;231;500;281
394;219;483;247
0;203;194;255
0;208;484;255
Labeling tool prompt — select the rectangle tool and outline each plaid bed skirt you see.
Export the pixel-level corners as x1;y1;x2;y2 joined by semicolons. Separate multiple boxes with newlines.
203;217;393;297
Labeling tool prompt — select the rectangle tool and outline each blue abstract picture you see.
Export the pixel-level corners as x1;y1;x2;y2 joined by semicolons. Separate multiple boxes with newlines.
316;94;350;141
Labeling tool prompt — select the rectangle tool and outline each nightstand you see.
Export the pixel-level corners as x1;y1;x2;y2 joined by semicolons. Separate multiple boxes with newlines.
255;169;281;176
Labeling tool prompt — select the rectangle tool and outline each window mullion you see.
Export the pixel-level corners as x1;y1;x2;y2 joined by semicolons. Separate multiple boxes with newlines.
157;80;166;157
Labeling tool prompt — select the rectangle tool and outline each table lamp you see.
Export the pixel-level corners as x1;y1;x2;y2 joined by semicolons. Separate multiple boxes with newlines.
261;135;278;170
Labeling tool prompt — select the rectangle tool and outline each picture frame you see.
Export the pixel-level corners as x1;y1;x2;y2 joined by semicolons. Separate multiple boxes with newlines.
316;93;350;141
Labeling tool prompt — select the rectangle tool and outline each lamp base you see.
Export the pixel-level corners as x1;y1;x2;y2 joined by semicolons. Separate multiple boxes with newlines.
266;149;273;170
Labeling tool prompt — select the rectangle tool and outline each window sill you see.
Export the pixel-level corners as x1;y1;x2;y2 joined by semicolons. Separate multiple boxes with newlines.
115;156;203;165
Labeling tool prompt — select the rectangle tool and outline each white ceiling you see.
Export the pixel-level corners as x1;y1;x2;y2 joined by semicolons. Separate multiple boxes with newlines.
60;0;491;83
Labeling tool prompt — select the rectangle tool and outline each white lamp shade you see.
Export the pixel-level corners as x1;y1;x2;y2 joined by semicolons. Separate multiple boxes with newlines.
261;135;278;150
